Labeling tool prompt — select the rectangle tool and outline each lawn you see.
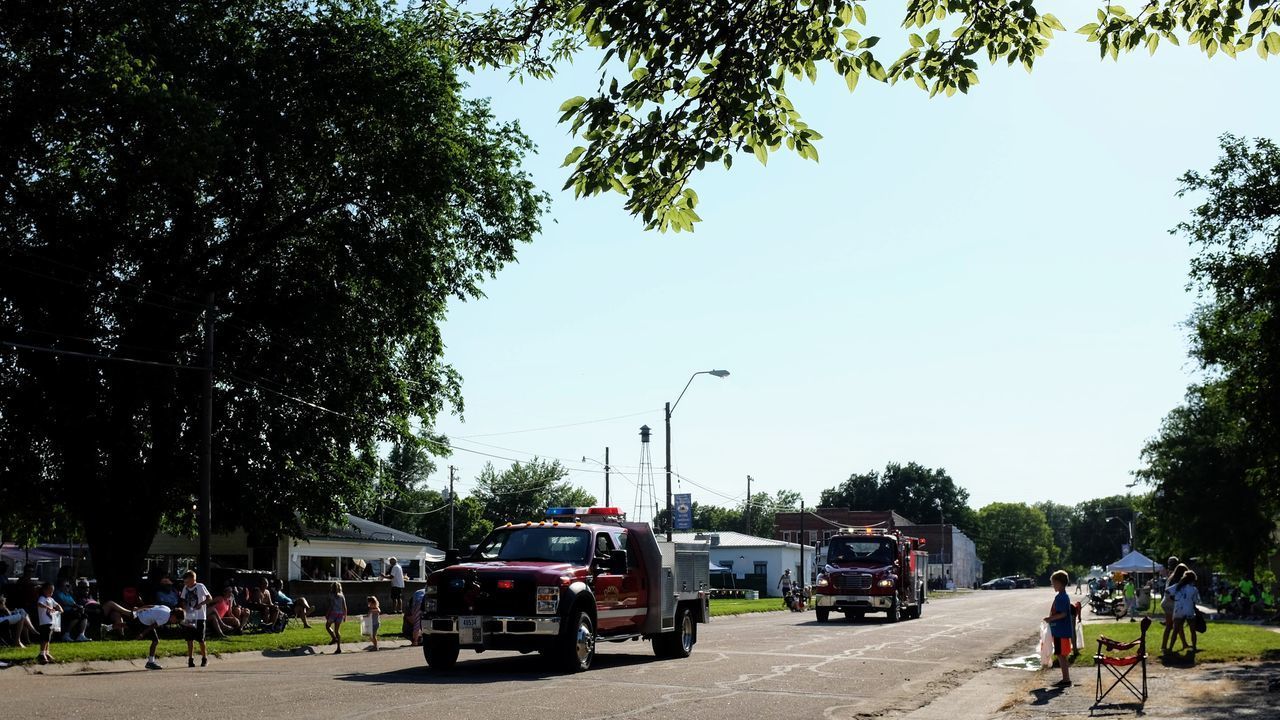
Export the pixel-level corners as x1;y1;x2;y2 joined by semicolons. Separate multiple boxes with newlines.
1080;620;1280;666
0;615;405;665
709;597;788;617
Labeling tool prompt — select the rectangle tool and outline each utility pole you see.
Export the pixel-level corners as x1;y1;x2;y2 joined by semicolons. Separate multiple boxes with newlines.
799;500;806;582
745;475;752;534
604;447;610;507
198;292;215;582
664;401;672;541
448;465;456;550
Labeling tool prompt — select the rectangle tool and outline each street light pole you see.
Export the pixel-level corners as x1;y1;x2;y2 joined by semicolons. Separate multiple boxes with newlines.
664;369;729;541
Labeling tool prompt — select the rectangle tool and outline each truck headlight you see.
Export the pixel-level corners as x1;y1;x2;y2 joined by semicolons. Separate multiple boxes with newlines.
536;586;560;614
876;578;895;588
816;575;829;587
424;599;437;613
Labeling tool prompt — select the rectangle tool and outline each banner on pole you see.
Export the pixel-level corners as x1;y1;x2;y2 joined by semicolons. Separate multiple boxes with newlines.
674;493;693;530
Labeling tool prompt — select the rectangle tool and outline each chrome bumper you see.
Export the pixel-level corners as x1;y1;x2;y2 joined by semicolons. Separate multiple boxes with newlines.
815;594;894;610
425;615;561;637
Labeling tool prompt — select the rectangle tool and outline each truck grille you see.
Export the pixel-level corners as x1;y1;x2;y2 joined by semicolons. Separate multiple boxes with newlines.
435;574;538;617
833;573;872;591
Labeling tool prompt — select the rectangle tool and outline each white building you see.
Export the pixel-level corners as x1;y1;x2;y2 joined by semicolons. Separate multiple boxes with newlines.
673;531;816;597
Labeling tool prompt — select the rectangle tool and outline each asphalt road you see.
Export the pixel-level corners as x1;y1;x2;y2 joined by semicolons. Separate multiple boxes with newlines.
3;590;1050;719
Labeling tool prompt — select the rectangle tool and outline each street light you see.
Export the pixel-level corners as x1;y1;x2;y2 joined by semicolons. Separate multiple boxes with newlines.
1106;516;1135;552
665;369;730;541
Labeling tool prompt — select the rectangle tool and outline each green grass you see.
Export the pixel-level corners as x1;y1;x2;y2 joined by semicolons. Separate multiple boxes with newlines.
0;615;405;665
1080;620;1280;666
709;597;788;617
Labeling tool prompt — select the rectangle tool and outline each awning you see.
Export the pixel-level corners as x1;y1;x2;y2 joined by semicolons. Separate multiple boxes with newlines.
1107;550;1159;573
709;561;730;572
423;546;446;563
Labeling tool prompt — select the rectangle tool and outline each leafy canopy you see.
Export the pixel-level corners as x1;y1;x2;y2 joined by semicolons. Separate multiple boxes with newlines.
972;501;1056;577
819;461;977;532
0;0;545;592
428;0;1280;231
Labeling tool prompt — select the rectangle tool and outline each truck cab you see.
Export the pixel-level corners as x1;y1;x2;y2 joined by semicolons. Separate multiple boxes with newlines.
421;508;710;672
812;527;928;623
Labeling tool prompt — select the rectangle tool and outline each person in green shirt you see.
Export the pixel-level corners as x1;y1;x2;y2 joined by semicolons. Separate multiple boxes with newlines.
1123;576;1137;621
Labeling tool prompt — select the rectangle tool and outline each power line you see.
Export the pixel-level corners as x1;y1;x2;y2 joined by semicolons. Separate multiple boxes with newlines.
453;409;660;438
0;338;208;371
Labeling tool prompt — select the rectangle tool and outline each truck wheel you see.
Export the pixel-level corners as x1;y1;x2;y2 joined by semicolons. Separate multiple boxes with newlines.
815;608;830;623
654;606;695;659
558;609;595;672
423;635;459;670
887;601;901;623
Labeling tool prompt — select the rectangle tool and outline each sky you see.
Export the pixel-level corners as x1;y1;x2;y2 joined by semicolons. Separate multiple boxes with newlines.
426;6;1278;519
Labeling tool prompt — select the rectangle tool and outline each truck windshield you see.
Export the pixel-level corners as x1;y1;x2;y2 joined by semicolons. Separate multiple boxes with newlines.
476;528;591;564
827;538;896;565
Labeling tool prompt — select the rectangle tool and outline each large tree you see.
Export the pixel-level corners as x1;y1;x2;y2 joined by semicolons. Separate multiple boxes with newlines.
1135;135;1280;578
972;502;1056;578
0;0;545;596
819;462;976;531
426;0;1280;230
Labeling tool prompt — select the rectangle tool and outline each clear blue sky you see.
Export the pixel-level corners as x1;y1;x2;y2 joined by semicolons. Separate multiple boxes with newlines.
428;7;1277;518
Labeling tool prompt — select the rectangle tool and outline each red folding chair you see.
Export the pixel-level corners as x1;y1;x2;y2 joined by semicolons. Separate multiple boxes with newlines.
1094;616;1151;705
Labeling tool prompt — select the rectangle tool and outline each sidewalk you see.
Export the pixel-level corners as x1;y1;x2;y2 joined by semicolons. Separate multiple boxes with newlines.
905;655;1280;719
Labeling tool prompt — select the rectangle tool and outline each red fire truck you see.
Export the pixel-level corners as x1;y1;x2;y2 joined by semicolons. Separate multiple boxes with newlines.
420;507;711;672
812;527;928;623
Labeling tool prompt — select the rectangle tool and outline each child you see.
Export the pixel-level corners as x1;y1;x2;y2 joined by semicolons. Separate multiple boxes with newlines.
35;583;64;665
1173;570;1201;652
179;570;214;667
325;582;346;654
365;596;381;651
1042;570;1074;687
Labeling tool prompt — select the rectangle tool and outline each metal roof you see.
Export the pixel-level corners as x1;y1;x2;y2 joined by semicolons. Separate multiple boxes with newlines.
671;531;812;551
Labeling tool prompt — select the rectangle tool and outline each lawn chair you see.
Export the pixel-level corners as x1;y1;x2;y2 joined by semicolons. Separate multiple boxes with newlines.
1094;616;1151;706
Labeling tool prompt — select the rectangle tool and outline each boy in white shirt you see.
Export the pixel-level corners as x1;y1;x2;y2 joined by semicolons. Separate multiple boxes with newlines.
36;583;63;665
179;570;214;667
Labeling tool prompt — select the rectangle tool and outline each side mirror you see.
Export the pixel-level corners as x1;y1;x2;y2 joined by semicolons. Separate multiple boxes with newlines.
445;548;460;565
606;550;628;574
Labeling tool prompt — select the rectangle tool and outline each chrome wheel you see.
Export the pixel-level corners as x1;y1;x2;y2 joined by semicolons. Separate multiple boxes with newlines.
679;611;694;655
573;613;595;669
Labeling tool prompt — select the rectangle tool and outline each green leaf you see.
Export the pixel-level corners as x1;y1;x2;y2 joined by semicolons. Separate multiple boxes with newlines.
752;143;768;166
909;33;924;48
558;96;586;112
854;4;866;25
1077;23;1099;36
867;61;888;81
926;28;940;45
561;146;586;167
844;69;860;91
1043;14;1067;32
838;5;852;25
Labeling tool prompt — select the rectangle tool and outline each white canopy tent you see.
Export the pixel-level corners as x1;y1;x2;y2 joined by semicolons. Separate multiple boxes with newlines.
1107;550;1159;574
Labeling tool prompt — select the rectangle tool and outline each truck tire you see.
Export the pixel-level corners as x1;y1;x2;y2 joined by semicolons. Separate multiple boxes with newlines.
887;601;901;623
654;606;695;659
557;609;596;672
815;608;830;623
423;635;459;670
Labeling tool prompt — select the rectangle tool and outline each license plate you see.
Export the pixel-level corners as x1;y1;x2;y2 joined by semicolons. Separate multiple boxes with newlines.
459;616;483;645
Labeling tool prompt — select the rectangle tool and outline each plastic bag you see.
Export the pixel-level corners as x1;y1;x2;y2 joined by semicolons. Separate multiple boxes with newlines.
50;611;61;633
1037;621;1053;669
359;614;372;636
1074;617;1084;653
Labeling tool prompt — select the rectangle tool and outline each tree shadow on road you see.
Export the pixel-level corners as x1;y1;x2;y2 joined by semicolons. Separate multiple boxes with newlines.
334;651;666;685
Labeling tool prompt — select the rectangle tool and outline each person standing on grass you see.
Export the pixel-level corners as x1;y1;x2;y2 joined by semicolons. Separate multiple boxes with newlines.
384;558;405;613
1042;570;1074;688
365;596;381;651
1173;570;1201;652
179;570;214;667
34;583;63;665
1161;563;1189;653
325;582;347;654
1123;575;1137;621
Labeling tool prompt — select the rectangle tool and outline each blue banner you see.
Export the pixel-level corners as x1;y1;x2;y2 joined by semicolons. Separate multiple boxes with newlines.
673;493;693;530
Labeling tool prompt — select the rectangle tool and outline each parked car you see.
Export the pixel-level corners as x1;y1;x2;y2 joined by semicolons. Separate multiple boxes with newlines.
1013;576;1036;589
981;577;1015;590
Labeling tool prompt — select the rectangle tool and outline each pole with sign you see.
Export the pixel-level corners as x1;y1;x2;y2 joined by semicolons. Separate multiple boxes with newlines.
673;493;693;530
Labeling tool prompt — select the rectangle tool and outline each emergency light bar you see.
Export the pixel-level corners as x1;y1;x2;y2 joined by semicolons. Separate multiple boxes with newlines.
545;507;623;517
